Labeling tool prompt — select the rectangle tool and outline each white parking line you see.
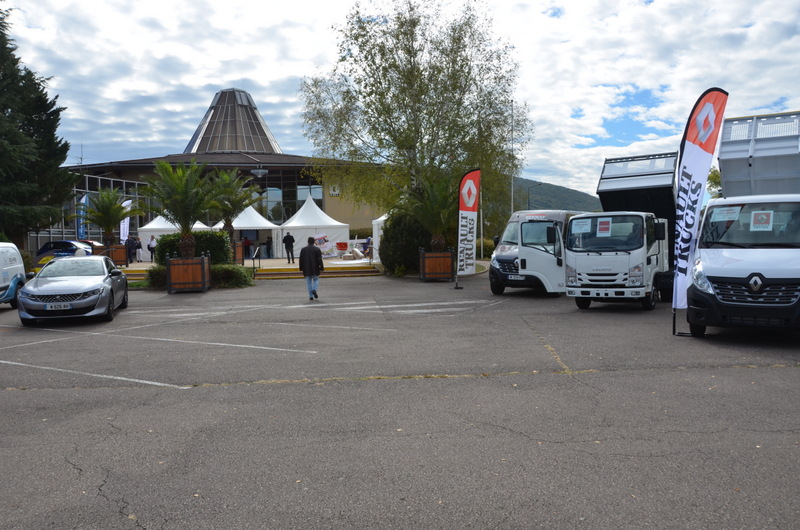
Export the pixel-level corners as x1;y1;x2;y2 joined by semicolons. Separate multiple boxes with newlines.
0;360;190;389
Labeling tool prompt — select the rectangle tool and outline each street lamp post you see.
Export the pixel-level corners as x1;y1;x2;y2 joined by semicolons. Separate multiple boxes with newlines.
526;182;544;209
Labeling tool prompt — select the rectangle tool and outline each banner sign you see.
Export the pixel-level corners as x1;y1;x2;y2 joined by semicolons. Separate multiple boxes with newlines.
76;194;88;240
672;88;729;309
120;199;132;243
457;169;481;276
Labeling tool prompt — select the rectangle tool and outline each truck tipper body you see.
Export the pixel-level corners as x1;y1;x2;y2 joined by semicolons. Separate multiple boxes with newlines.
564;153;677;309
687;111;800;337
489;210;585;295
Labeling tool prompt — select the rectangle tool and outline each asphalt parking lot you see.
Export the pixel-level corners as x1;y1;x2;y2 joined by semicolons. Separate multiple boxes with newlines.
2;272;799;528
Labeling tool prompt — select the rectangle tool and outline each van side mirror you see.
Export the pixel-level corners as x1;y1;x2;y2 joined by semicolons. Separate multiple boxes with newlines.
493;235;500;246
655;221;666;241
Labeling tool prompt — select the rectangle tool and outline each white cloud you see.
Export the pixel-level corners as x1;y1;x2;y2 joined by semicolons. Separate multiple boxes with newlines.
7;0;800;195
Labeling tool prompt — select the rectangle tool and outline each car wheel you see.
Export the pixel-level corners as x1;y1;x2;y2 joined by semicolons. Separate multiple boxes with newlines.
689;323;706;338
575;297;591;310
640;289;658;310
119;287;128;309
490;281;505;295
20;317;36;327
102;293;115;322
9;284;21;309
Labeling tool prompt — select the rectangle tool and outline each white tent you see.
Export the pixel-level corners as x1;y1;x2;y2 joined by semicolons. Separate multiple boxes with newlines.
212;206;280;258
138;216;211;241
372;213;388;261
211;206;279;231
280;196;350;258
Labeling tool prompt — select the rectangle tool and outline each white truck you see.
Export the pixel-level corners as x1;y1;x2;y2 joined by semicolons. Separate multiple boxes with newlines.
563;153;677;310
686;110;800;337
490;210;585;296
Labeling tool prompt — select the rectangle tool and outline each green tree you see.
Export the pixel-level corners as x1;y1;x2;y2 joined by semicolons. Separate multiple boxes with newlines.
208;169;262;251
140;160;215;259
74;187;143;248
300;0;530;218
0;6;79;248
707;167;722;198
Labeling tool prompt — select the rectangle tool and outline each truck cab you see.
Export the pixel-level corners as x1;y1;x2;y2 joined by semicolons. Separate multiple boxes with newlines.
564;211;669;309
489;210;584;296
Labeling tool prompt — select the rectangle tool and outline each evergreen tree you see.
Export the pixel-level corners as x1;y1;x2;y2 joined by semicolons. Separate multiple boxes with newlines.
0;6;78;248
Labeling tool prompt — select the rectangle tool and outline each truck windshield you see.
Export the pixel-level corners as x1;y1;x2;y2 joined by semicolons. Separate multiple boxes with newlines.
567;215;644;251
521;221;557;254
499;221;518;244
700;203;800;248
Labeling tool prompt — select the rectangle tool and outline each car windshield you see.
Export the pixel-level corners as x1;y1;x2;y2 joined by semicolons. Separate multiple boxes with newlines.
39;260;106;278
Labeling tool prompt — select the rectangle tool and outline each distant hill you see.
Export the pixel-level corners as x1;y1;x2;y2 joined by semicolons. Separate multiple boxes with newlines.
514;178;601;212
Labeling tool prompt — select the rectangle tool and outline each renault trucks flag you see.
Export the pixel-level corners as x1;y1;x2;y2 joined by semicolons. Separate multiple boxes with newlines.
457;169;481;276
672;88;728;309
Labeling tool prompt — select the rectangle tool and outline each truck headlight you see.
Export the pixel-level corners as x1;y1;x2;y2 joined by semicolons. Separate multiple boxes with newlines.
490;256;499;268
691;259;714;295
629;263;643;287
566;265;578;287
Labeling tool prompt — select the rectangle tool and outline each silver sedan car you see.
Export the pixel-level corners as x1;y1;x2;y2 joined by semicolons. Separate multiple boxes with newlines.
17;256;128;327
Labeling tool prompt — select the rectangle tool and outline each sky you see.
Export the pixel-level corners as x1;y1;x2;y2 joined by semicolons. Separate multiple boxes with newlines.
7;0;800;196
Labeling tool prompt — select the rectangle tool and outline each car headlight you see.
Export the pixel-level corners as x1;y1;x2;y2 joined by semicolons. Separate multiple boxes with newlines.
566;264;578;287
19;289;33;300
79;288;103;300
490;256;499;268
691;259;714;295
628;263;643;287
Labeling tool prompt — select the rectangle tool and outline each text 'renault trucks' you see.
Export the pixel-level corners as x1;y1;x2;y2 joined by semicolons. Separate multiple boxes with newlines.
686;111;800;337
490;210;585;296
563;153;678;310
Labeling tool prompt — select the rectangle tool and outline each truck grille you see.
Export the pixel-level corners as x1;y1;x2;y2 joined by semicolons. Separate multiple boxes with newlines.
712;280;800;306
496;260;518;274
577;272;628;288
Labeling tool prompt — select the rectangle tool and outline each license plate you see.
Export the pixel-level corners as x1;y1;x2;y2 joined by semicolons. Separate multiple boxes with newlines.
45;303;72;310
507;275;525;281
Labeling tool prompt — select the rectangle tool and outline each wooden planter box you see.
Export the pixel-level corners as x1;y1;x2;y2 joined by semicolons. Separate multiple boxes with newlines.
419;249;455;282
98;245;129;267
166;256;211;294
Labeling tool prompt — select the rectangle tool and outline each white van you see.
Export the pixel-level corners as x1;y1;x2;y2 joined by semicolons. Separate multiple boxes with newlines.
0;242;26;308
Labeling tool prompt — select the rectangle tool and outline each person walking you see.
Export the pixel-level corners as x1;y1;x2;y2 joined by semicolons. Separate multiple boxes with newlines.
147;235;157;261
298;236;324;301
283;232;296;263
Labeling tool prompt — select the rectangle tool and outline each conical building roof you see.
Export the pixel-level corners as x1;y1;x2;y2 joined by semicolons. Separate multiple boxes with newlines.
184;88;282;154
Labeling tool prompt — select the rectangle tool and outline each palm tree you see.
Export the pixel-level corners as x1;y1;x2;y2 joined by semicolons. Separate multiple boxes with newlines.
208;169;262;251
75;187;143;248
140;160;215;259
397;174;458;251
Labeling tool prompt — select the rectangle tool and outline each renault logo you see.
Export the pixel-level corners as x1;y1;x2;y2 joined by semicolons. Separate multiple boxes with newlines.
747;274;764;293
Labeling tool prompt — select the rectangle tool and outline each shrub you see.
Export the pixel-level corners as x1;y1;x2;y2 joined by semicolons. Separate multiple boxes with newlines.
145;264;254;290
349;227;372;239
379;211;431;276
154;231;232;265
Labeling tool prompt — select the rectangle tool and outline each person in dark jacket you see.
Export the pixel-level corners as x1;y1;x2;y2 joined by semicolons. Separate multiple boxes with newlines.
282;232;296;263
298;236;324;300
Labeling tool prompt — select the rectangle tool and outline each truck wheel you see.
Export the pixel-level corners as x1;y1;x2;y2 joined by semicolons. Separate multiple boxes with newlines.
490;282;505;295
641;289;657;310
575;297;591;310
689;323;706;338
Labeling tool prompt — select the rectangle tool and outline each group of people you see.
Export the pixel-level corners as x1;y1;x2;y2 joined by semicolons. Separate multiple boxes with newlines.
125;235;158;263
